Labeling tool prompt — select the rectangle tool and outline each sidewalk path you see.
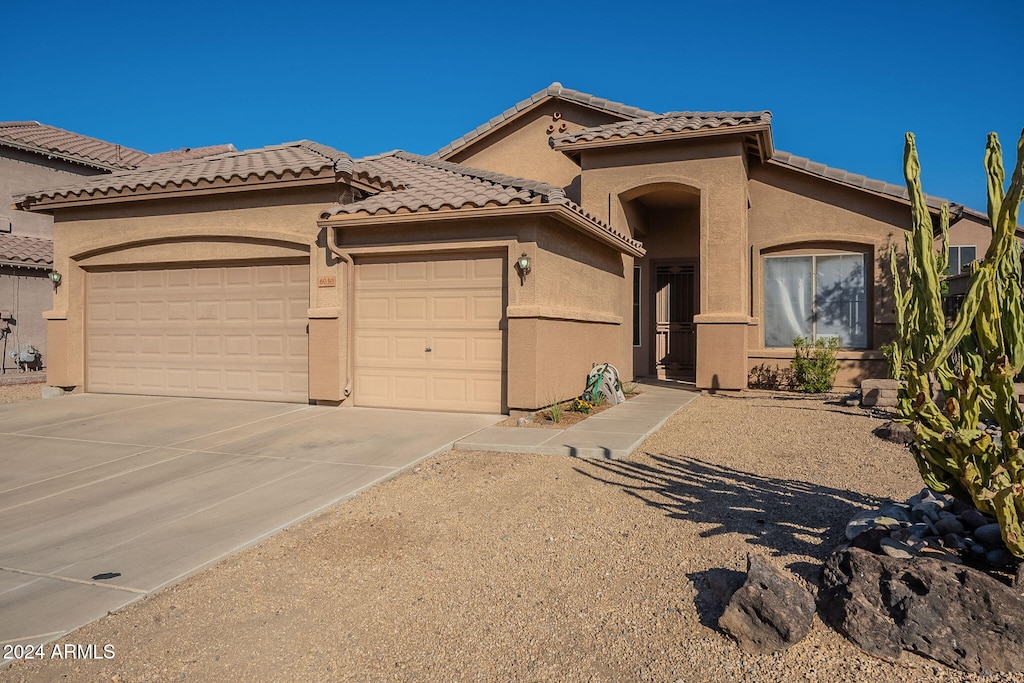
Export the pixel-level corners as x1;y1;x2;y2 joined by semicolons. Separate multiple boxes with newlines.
455;383;699;459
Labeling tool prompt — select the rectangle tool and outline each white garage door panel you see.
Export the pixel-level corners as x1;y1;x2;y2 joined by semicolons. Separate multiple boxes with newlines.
87;264;309;403
354;254;504;413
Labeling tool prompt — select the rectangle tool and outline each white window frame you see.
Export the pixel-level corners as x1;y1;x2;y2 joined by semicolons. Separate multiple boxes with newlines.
947;245;977;275
763;252;868;349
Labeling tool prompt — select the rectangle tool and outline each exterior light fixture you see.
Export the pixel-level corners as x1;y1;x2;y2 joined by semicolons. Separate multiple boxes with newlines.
48;270;62;290
514;253;531;285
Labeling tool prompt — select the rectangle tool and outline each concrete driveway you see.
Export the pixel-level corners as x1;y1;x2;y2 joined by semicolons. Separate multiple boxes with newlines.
0;394;499;650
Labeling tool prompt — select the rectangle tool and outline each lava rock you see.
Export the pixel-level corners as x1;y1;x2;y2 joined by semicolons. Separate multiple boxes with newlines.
718;554;815;654
873;420;914;445
820;547;1024;673
1016;563;1024;588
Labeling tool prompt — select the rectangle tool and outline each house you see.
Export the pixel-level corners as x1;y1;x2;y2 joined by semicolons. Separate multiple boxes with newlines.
13;84;1000;412
0;121;234;375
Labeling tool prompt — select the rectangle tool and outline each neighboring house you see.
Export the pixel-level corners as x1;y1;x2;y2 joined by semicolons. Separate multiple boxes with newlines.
0;121;233;375
13;83;1002;411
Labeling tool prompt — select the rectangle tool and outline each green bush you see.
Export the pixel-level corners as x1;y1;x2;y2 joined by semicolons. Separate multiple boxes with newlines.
790;337;840;393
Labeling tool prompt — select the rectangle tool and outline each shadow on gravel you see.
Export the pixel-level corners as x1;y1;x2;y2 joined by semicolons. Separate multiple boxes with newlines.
572;455;885;565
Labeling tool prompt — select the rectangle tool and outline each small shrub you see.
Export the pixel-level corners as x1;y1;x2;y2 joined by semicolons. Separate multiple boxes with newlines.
590;391;606;408
547;398;563;424
569;397;593;414
621;381;640;395
747;363;795;390
790;337;840;393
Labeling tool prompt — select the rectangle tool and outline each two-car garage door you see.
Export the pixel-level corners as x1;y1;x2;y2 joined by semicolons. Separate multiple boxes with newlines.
86;263;309;403
85;254;505;412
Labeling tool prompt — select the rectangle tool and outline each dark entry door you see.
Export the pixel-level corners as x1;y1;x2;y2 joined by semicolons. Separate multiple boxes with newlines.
654;263;697;380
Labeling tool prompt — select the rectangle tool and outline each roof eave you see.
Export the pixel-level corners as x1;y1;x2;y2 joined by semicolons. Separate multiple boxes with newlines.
0;259;51;270
0;138;126;172
318;203;645;258
16;170;345;212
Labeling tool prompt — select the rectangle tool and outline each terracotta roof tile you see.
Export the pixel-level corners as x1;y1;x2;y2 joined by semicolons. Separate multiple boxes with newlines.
15;141;352;207
323;152;643;253
137;144;237;167
0;121;148;170
550;111;773;147
0;233;52;268
433;82;655;159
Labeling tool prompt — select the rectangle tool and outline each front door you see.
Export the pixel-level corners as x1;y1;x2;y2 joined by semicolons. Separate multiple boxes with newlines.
653;263;697;380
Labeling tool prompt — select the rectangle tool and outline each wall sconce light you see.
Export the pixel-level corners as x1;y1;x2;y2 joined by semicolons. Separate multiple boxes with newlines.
514;253;531;285
48;270;62;291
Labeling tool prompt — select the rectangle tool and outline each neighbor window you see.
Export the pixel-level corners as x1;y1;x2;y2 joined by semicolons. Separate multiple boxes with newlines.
763;253;868;348
947;245;977;275
633;266;641;346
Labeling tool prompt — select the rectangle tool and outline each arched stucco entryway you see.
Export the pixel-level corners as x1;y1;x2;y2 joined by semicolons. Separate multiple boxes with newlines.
618;182;702;381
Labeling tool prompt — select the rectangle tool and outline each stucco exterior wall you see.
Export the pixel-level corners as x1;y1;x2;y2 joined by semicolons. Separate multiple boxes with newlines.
332;213;629;410
746;163;912;388
447;100;621;197
0;267;50;373
43;186;341;390
577;138;751;389
1;149;103;238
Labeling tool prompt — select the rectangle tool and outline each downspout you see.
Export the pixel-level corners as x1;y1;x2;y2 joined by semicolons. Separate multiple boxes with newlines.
326;222;355;400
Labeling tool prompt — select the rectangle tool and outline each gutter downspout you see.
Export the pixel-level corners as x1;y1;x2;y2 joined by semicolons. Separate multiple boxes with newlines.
326;223;355;401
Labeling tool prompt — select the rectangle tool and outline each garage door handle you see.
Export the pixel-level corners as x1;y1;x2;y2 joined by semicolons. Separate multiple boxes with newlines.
425;347;432;352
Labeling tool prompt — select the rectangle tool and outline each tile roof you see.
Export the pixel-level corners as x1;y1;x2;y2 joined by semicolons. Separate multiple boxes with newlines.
323;152;644;253
0;121;149;170
0;233;53;268
432;82;655;159
138;144;237;167
769;150;987;219
15;141;353;207
550;111;773;148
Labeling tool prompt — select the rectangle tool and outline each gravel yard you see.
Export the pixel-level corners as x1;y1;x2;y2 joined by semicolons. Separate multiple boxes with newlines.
0;378;43;404
5;392;1022;682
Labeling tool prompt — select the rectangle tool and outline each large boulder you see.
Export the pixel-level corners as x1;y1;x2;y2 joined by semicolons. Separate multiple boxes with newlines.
718;554;816;654
820;547;1024;673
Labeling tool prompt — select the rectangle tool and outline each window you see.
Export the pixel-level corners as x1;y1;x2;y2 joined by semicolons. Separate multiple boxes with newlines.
764;253;867;348
633;266;641;346
947;245;977;275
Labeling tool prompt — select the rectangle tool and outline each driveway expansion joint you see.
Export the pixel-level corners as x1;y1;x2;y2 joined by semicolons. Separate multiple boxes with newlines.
0;566;147;594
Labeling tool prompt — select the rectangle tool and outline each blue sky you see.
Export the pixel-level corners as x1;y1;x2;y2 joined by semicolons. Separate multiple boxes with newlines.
3;0;1021;212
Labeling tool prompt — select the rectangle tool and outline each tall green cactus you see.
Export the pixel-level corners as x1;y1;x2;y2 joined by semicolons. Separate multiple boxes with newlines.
893;129;1024;558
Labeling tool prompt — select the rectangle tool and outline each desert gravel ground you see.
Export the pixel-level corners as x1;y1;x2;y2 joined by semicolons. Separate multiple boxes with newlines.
0;379;43;404
5;392;1024;682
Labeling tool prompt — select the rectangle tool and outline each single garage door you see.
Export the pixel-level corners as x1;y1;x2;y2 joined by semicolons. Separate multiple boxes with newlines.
86;263;309;402
354;253;504;413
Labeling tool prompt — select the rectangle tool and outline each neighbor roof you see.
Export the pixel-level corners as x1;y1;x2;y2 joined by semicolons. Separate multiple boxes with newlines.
0;233;53;268
322;152;644;256
15;141;354;208
0;121;149;171
433;82;655;160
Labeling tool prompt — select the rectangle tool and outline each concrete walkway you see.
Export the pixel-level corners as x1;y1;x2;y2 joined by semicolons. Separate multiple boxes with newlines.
455;383;699;458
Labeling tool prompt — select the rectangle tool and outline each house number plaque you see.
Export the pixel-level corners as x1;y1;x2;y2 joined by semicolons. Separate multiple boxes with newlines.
317;275;337;288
